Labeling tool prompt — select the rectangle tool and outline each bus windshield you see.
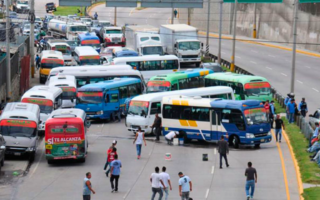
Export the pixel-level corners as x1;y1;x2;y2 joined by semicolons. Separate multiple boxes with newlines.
147;81;170;93
41;59;64;69
244;82;271;97
61;87;77;99
77;91;103;104
178;41;200;50
0;119;37;137
244;108;268;125
21;98;53;114
142;46;164;55
18;1;28;4
55;45;71;54
128;101;149;117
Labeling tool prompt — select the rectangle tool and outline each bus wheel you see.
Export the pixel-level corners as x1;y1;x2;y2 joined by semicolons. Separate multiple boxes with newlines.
47;160;54;164
0;158;4;167
79;158;86;163
232;136;240;149
29;152;36;162
254;144;260;148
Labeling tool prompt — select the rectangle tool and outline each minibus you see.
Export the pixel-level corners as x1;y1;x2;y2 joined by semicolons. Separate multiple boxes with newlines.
74;46;100;66
40;50;64;83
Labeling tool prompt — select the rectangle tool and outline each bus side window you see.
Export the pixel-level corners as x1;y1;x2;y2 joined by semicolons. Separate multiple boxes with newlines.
171;83;178;91
230;109;245;131
128;84;138;97
189;77;199;88
179;79;188;90
180;106;191;120
211;110;221;125
136;83;142;94
221;109;231;123
110;94;119;103
150;102;161;114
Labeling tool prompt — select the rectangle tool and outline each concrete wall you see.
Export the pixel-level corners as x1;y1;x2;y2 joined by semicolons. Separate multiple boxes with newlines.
0;75;21;102
179;0;320;52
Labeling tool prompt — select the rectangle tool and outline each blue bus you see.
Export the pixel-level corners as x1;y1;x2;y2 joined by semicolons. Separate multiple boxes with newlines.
113;49;139;58
76;78;143;120
78;32;101;53
162;97;271;148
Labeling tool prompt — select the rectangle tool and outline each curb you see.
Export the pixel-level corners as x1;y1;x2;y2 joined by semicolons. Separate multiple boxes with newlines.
198;31;320;58
87;2;105;17
282;128;304;200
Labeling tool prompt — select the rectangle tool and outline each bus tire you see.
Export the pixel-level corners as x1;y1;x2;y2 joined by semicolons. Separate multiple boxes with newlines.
79;158;86;163
47;159;54;164
181;130;190;143
0;158;4;167
254;144;260;148
232;136;240;149
29;152;36;162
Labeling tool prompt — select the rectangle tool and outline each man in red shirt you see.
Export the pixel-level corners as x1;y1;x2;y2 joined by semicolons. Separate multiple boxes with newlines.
264;100;270;119
105;147;117;177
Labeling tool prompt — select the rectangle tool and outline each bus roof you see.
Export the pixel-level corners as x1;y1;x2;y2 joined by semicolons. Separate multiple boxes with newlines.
49;65;134;76
74;46;99;56
48;75;77;88
162;95;217;107
41;50;64;59
115;50;139;57
205;73;269;85
149;68;212;82
0;102;40;122
113;55;178;63
210;100;263;110
22;86;63;100
78;32;99;40
78;78;141;92
131;86;234;102
103;26;122;31
161;24;198;32
47;108;86;120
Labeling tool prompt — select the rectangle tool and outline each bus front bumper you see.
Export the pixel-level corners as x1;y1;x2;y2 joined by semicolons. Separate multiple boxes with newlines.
239;135;272;145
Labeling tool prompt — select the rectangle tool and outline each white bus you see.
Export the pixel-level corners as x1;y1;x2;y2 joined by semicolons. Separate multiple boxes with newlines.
126;86;234;134
48;75;77;108
21;86;63;131
47;66;146;90
112;55;180;81
74;46;100;66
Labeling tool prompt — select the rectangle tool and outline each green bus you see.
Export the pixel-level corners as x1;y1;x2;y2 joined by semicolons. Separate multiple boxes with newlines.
204;73;272;101
147;68;213;93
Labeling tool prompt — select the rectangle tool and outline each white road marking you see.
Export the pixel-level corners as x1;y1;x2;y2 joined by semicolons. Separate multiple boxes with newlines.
221;51;226;54
29;147;45;178
312;88;319;92
305;66;311;69
266;67;272;70
211;166;215;174
123;189;131;199
250;61;257;64
235;56;241;59
214;148;217;155
281;73;287;77
251;50;258;53
102;124;104;128
205;189;210;198
268;54;275;58
297;80;303;84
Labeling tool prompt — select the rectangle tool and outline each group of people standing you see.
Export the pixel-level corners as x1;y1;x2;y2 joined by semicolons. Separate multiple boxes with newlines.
284;93;308;123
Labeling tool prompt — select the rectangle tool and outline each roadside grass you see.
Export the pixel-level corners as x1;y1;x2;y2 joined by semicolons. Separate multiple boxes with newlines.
303;187;320;200
54;6;84;16
273;99;286;114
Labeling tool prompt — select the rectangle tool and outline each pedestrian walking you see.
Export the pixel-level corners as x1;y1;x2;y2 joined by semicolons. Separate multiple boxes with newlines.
133;127;146;159
151;113;162;141
35;54;40;70
178;172;192;200
94;12;98;20
264;100;270;119
218;135;229;169
269;100;275;128
150;166;166;200
275;114;285;142
160;167;172;200
287;99;296;123
174;9;178;18
285;93;295;120
83;172;95;200
298;98;308;117
164;131;179;145
105;147;117;177
110;154;122;192
245;162;257;200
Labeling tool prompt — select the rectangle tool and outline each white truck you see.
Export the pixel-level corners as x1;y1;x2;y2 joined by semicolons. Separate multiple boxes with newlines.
48;19;89;41
160;24;202;67
99;26;126;47
15;0;30;13
125;25;164;56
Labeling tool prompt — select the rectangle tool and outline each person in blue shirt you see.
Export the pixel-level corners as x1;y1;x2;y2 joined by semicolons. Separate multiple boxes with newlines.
35;54;40;70
178;172;192;200
269;100;275;128
284;93;294;119
286;99;296;123
110;154;122;192
298;98;308;117
94;12;98;20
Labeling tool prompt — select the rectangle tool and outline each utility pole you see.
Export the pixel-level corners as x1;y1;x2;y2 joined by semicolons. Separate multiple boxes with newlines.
218;1;223;64
114;7;117;26
230;0;237;72
253;3;257;38
5;0;11;99
171;7;174;24
205;0;210;56
290;0;299;93
188;8;191;25
30;0;35;78
229;4;234;35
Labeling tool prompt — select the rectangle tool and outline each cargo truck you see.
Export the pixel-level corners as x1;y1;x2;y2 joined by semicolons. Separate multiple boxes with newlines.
48;19;89;41
125;25;164;56
160;24;202;67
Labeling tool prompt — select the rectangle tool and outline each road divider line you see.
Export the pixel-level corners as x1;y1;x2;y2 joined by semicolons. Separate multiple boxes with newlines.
214;148;217;155
281;73;287;77
312;88;319;92
297;80;303;84
304;66;311;69
205;188;210;199
250;61;257;64
30;143;45;178
235;56;241;59
266;67;272;70
251;50;258;53
211;166;214;174
268;54;276;58
271;130;290;200
129;8;135;16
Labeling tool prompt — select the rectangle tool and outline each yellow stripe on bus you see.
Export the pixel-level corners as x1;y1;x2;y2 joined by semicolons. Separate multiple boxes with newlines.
180;100;189;106
172;100;180;105
188;120;198;127
200;71;205;76
179;120;189;126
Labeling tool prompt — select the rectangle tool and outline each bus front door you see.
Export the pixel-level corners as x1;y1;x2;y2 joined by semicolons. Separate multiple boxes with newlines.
106;90;120;119
211;110;222;141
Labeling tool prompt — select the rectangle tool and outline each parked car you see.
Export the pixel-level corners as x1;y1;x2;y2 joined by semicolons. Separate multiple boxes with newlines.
309;110;320;129
0;134;6;172
9;11;18;19
22;24;31;36
200;62;224;72
45;2;56;13
35;16;43;28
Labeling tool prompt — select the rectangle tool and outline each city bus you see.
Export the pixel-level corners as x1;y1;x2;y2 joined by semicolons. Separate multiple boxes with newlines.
48;75;77;108
126;86;234;134
21;86;63;131
77;32;101;53
147;68;213;93
47;66;146;90
204;73;272;101
76;78;143;120
112;55;180;81
40;50;64;84
161;96;272;148
74;46;100;66
45;109;90;164
0;103;40;161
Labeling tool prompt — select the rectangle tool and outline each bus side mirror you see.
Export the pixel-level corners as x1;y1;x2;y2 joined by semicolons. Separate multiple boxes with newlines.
174;44;177;48
0;145;5;150
201;43;204;47
85;120;91;128
71;99;74;103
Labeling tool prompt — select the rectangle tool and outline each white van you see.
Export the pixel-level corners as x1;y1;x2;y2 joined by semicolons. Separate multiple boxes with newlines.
40;50;64;84
74;46;100;66
48;75;77;108
21;86;63;131
46;39;73;66
0;102;40;161
126;86;234;134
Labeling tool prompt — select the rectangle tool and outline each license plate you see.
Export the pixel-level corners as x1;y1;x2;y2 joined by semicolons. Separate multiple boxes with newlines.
115;42;118;44
14;152;21;156
260;139;265;142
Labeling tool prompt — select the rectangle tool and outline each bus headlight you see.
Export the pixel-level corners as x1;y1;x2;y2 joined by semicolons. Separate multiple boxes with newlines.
268;131;271;136
96;110;103;115
246;133;255;138
26;147;35;152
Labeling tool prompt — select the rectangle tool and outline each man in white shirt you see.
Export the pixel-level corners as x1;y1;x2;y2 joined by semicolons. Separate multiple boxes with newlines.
165;131;178;145
150;166;166;200
178;172;192;200
160;166;172;200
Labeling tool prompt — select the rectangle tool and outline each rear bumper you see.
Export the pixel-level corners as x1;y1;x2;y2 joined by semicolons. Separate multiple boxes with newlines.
46;154;85;160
